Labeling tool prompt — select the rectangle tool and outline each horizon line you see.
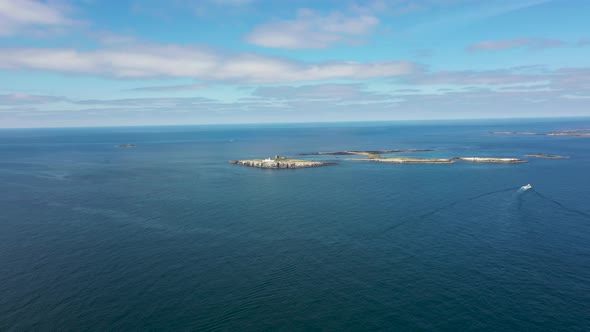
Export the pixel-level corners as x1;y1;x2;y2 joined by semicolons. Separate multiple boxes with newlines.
1;115;589;130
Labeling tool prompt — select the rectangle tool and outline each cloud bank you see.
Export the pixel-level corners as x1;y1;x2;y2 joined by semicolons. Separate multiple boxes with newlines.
246;9;379;49
0;45;418;83
0;0;76;36
467;37;566;51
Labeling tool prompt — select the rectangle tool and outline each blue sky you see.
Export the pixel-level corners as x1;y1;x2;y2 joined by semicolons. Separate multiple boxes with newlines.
0;0;589;127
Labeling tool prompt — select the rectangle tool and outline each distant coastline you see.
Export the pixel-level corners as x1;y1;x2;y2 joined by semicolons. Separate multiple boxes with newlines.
526;154;570;159
116;144;136;148
491;129;590;137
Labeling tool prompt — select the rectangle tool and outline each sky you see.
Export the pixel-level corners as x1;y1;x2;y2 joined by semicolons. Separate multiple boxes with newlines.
0;0;589;128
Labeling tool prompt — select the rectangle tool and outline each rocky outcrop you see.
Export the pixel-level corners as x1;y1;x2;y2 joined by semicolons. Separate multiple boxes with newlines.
546;132;590;137
350;156;527;164
492;130;590;137
526;154;569;159
490;131;539;135
358;157;455;164
457;157;527;163
229;159;335;169
300;149;434;156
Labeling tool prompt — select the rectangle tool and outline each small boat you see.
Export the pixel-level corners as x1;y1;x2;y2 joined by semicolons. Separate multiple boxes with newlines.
521;184;532;190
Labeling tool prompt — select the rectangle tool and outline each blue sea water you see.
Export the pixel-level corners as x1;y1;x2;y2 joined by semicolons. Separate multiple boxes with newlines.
1;118;589;331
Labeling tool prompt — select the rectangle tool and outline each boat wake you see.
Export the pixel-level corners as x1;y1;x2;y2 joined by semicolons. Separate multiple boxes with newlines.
378;184;590;236
418;186;521;220
378;186;521;234
531;190;590;218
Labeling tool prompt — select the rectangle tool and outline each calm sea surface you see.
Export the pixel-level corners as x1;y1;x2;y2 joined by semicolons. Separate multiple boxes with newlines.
1;118;589;331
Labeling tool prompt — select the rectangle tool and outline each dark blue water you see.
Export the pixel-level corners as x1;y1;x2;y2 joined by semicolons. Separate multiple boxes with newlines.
1;119;589;331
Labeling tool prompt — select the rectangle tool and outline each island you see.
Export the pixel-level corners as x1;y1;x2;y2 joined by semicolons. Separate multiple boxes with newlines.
233;150;533;168
546;131;590;137
300;149;528;164
229;155;335;169
456;157;527;163
350;157;455;164
490;131;540;135
116;144;136;148
526;154;570;159
491;129;590;137
299;149;433;158
349;156;527;164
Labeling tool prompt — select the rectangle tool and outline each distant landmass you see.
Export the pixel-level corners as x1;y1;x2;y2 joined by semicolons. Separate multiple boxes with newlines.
116;144;136;148
491;129;590;137
526;154;570;159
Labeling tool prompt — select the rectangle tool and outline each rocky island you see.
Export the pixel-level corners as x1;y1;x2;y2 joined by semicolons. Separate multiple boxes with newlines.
300;149;433;158
302;149;528;164
546;130;590;137
526;154;570;159
350;156;527;164
116;144;136;148
352;157;455;164
490;131;539;135
492;129;590;137
233;149;536;169
229;156;335;169
456;157;527;163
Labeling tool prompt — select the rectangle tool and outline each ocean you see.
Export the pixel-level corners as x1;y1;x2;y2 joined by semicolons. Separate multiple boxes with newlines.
1;118;589;331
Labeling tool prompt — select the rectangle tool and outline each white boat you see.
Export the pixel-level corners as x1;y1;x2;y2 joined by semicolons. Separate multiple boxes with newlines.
521;184;532;190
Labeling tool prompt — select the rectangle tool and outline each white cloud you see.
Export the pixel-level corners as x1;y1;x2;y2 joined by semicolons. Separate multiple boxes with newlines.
0;44;418;83
0;0;75;36
245;8;379;49
466;37;566;52
126;84;208;92
252;83;389;101
4;65;590;127
403;68;553;85
73;97;215;106
0;93;67;105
